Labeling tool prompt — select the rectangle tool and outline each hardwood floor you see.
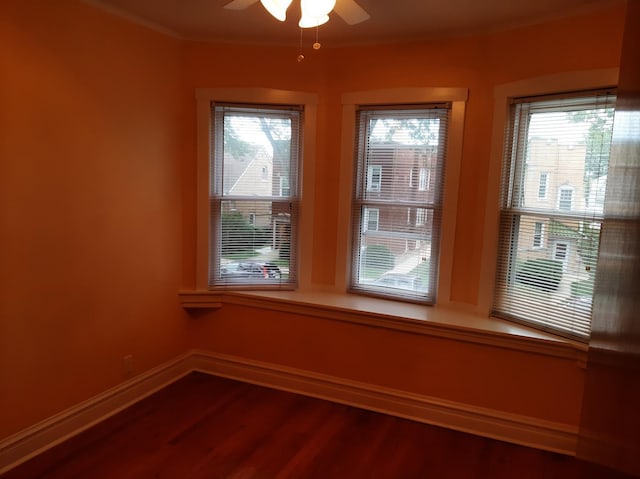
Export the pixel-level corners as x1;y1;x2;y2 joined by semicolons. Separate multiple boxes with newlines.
3;372;635;478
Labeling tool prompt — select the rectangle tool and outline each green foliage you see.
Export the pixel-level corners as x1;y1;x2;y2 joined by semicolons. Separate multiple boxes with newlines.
516;259;563;292
362;245;395;272
577;226;600;271
409;259;431;289
571;278;594;297
220;212;270;255
223;123;252;159
279;241;290;259
566;108;614;191
371;117;439;144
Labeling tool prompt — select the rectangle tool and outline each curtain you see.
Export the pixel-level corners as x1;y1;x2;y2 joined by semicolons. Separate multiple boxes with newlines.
577;2;640;475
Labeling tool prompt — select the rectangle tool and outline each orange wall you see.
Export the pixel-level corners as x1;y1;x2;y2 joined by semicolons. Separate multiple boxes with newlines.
182;5;626;426
0;0;628;443
0;0;189;439
181;5;626;303
190;304;584;423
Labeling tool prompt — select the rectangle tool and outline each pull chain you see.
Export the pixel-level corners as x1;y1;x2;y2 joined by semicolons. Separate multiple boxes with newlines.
313;25;321;50
297;27;305;62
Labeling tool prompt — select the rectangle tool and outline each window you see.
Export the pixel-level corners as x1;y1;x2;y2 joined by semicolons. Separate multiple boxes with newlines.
279;175;290;197
538;172;549;199
493;89;615;340
363;207;379;232
532;222;544;247
367;165;382;192
558;186;573;211
418;167;430;191
350;104;450;303
209;103;302;288
554;242;569;263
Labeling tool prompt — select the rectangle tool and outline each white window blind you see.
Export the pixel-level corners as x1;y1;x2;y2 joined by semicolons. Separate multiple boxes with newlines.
493;89;616;340
350;104;449;303
209;103;302;288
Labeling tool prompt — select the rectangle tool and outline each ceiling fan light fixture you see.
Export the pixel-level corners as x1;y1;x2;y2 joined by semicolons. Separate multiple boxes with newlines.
298;13;329;28
260;0;292;21
300;0;336;18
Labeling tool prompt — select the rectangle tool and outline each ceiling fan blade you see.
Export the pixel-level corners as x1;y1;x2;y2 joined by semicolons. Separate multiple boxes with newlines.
334;0;370;25
224;0;259;11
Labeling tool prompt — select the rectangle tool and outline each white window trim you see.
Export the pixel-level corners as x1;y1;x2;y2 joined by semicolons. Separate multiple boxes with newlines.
337;87;468;309
194;88;318;291
538;172;549;200
182;84;589;361
532;221;545;248
553;241;570;269
478;68;619;318
557;185;574;211
367;165;382;192
418;167;430;191
279;175;290;197
363;207;379;232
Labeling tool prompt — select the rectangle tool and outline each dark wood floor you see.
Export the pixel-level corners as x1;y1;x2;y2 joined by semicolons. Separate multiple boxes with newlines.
3;372;635;479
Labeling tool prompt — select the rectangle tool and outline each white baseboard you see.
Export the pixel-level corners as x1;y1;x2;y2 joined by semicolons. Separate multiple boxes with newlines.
190;350;578;455
0;352;193;475
0;349;578;474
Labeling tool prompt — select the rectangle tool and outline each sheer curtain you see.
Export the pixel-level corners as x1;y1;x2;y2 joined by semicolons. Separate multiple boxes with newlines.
577;2;640;476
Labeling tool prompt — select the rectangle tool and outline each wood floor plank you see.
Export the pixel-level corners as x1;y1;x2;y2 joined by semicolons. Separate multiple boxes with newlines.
2;372;636;479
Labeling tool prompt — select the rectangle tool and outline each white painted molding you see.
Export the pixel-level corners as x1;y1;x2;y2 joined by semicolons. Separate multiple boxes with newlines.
190;350;579;455
179;290;588;362
0;349;579;474
0;352;193;475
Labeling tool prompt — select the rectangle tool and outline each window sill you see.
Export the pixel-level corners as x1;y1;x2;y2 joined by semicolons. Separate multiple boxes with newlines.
178;289;588;363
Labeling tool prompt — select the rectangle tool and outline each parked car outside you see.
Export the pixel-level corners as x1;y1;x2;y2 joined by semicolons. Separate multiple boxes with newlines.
371;272;425;291
220;260;282;279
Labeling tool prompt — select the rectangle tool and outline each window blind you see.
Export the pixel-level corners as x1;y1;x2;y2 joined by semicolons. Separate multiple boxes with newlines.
350;104;450;303
209;103;302;289
493;89;616;341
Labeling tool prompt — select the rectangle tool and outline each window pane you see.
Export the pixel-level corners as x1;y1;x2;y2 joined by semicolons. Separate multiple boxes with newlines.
212;199;291;283
515;106;613;216
355;205;433;295
537;172;548;199
350;105;449;303
494;90;615;340
210;104;301;288
221;114;294;197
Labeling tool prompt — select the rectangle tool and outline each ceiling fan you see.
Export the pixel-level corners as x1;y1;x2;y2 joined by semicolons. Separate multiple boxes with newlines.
224;0;370;27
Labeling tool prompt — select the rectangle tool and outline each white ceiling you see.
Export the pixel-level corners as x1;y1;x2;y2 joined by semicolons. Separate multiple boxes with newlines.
85;0;622;46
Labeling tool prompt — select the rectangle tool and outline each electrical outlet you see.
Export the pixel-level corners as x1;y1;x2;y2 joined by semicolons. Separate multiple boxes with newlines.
123;355;134;378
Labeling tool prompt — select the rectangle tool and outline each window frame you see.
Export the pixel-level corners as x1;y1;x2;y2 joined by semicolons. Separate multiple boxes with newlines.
416;207;427;227
557;185;574;211
367;165;382;192
349;104;450;303
182;81;590;361
538;172;549;200
194;88;318;291
363;207;380;232
209;103;301;289
337;88;468;308
479;70;618;342
532;221;544;248
418;167;430;191
553;241;569;265
478;69;619;321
